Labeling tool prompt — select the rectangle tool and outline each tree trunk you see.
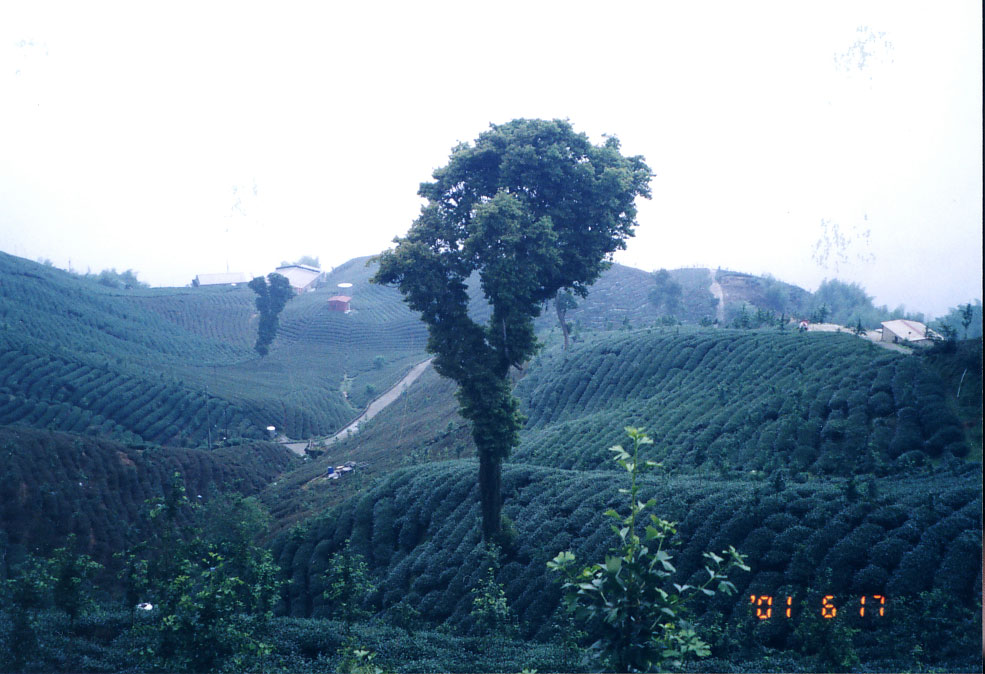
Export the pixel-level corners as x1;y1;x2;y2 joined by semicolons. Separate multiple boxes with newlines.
555;296;570;351
478;451;502;542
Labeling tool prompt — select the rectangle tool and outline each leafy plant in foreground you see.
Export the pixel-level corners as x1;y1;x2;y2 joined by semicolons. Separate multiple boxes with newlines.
470;545;516;638
548;427;749;672
323;540;376;636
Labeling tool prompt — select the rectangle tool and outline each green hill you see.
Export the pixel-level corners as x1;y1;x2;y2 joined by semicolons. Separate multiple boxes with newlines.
271;459;980;662
258;327;975;526
0;252;429;443
515;328;970;474
0;425;298;568
260;325;980;667
0;249;980;671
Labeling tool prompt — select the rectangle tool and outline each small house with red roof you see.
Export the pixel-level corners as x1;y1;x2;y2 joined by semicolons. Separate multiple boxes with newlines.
327;295;351;312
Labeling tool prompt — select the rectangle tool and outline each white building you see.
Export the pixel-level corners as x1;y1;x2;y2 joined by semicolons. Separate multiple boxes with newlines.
274;265;324;293
880;319;939;346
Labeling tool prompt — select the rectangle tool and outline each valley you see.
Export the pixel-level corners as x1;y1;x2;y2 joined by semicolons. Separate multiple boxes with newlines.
0;251;980;672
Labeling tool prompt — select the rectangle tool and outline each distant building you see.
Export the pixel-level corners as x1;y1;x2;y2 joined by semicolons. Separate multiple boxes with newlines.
327;295;351;312
274;265;324;294
194;272;249;286
880;319;938;346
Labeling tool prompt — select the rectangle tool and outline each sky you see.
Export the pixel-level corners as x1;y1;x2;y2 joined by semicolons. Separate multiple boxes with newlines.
0;1;981;318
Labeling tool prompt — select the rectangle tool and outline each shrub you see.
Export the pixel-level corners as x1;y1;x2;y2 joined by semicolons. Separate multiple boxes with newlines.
548;427;749;672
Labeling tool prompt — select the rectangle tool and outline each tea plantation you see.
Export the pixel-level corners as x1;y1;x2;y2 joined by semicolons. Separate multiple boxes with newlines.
514;329;970;473
0;252;980;672
267;330;981;669
0;252;429;443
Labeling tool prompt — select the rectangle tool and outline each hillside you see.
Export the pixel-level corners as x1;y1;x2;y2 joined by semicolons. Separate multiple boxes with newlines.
515;328;970;474
1;251;883;448
0;250;980;671
258;327;976;525
0;252;428;443
272;459;980;662
0;425;298;569
262;326;980;668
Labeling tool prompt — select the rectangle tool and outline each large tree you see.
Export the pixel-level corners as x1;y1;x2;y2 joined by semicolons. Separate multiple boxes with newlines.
373;119;652;541
248;272;293;356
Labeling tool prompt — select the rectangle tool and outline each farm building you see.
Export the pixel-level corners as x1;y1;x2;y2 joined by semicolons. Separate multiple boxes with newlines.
194;272;249;286
880;319;939;346
274;265;324;293
327;295;351;312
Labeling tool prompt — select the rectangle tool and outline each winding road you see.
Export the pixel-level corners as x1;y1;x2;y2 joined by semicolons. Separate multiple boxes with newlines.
329;357;434;443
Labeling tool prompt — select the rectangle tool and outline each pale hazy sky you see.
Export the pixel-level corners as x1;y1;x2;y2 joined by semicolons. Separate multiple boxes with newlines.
1;1;981;317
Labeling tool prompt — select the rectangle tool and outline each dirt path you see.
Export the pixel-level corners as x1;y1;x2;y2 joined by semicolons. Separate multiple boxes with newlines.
708;269;726;323
329;358;434;443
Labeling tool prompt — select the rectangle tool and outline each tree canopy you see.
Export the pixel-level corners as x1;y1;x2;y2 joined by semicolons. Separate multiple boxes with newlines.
373;118;652;540
248;273;293;356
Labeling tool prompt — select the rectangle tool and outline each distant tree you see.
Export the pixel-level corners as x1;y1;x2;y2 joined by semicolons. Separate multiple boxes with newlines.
811;303;830;324
282;255;321;268
960;303;974;339
852;318;866;337
373;118;652;541
85;267;149;289
554;291;578;351
248;273;294;356
760;274;790;314
810;279;885;327
649;269;684;316
732;304;752;329
933;300;982;341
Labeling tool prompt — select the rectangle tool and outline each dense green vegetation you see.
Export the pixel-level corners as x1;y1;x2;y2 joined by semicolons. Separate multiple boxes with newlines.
0;250;981;671
0;251;428;443
270;459;979;665
0;426;297;572
374;118;653;540
516;329;971;473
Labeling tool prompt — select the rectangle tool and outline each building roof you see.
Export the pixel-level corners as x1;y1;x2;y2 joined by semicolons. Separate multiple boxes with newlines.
196;272;249;286
881;319;931;341
328;295;351;303
274;265;323;290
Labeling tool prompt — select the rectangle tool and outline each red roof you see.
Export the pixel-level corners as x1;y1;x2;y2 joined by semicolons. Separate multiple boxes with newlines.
327;295;351;303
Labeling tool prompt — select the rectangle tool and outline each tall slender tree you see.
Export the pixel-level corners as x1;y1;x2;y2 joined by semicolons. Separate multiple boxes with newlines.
248;272;293;356
373;119;651;541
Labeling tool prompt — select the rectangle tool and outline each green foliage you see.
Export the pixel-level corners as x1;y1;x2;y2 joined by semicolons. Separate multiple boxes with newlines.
0;251;432;443
323;540;377;635
514;330;971;473
145;549;280;672
336;644;384;674
50;534;103;625
373;118;652;540
935;300;983;340
131;481;283;672
82;268;149;290
248;272;294;357
0;554;54;671
649;269;684;316
0;426;295;572
548;427;749;671
470;546;515;638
